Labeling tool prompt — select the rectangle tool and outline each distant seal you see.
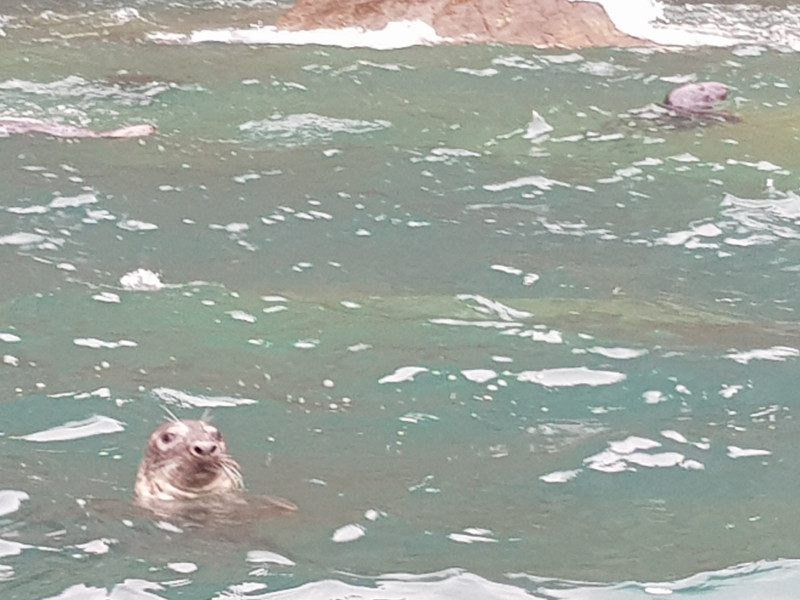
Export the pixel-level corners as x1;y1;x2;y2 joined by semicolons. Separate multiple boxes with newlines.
0;118;156;139
663;81;736;121
134;419;296;522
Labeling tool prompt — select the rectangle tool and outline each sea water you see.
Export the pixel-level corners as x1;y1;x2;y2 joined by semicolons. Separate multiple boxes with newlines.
2;1;800;598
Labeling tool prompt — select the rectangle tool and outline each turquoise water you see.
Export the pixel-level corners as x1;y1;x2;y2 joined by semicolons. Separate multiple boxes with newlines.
3;2;800;598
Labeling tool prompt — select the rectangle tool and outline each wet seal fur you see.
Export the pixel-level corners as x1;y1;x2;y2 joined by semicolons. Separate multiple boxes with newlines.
135;419;296;522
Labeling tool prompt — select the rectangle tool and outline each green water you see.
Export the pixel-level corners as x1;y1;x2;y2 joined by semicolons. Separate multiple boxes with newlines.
2;2;800;599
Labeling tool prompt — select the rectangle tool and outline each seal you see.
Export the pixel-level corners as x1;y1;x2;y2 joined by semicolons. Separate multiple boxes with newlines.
663;82;736;121
134;419;296;523
0;118;156;139
134;419;244;514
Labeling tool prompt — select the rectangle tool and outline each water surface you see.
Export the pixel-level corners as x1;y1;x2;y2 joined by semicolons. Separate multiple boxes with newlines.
2;1;800;598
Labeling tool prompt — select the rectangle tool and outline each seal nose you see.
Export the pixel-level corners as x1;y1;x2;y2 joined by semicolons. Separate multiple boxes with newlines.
190;441;218;457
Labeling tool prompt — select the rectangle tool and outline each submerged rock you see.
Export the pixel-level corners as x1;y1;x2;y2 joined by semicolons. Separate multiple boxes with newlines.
276;0;647;49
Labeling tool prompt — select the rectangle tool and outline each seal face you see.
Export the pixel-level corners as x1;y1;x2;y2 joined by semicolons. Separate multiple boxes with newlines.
134;419;244;513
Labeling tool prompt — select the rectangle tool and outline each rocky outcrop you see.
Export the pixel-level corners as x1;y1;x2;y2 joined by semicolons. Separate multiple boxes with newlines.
276;0;646;49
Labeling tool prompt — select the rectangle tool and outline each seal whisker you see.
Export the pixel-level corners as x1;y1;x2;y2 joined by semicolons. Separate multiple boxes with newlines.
160;405;180;423
221;460;245;491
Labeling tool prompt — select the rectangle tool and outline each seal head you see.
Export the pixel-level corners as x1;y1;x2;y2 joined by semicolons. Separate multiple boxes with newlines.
134;419;243;513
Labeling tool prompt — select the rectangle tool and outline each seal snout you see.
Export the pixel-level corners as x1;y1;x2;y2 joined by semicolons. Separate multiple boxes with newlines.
191;441;219;458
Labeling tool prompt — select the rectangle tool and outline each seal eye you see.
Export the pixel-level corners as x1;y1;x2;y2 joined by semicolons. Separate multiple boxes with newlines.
160;432;176;444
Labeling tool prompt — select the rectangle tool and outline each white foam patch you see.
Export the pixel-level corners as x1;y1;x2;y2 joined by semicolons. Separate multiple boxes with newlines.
152;387;258;408
728;446;772;459
448;528;498;544
117;219;158;232
0;333;21;343
430;319;521;329
587;346;648;360
348;343;372;352
725;346;799;364
681;459;705;470
727;159;785;172
332;524;366;543
167;562;198;574
18;415;125;442
522;273;540;286
49;192;98;209
263;305;288;314
50;581;168;600
581;434;707;474
246;551;296;566
0;538;30;558
119;268;164;291
72;387;111;400
0;490;29;517
427;147;482;160
155;521;183;533
516;329;563;344
73;338;137;349
609;436;661;454
210;222;249;233
0;232;46;246
720;385;743;399
491;264;523;276
457;294;532;321
643;390;667;404
456;67;498;77
661;430;688;444
379;366;428;384
151;20;443;49
398;412;440;424
517;367;625;388
75;539;116;555
625;451;686;468
656;222;723;247
92;292;120;304
227;310;257;323
240;113;391;145
539;469;581;483
461;369;497;384
294;339;319;349
718;193;800;247
6;205;49;215
484;175;569;192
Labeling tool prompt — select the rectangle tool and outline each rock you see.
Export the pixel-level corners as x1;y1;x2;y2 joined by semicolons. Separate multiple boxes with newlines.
276;0;646;49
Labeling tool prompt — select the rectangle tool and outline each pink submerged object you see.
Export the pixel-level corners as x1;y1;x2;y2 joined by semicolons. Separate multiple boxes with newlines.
0;118;157;139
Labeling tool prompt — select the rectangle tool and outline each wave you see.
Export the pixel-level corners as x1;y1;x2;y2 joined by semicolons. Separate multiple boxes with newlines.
585;0;800;50
148;19;444;50
43;561;800;599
